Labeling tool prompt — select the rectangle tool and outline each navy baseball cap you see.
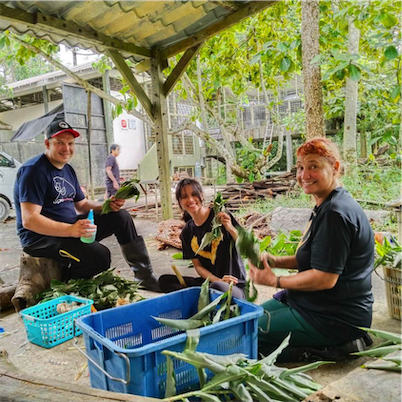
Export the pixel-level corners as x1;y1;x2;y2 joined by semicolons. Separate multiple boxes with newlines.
46;117;80;139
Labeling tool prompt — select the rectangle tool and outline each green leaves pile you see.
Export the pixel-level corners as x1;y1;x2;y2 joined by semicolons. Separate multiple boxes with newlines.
162;332;331;401
153;279;239;331
374;236;402;270
101;179;142;215
354;328;401;372
36;268;144;310
196;192;226;254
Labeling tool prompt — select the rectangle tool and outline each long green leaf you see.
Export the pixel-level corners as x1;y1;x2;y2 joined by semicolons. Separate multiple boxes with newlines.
362;361;401;372
273;377;309;399
194;392;222;402
191;292;228;320
202;365;248;392
353;344;401;357
246;381;276;402
198;278;210;312
153;316;206;330
224;283;233;321
165;356;176;398
383;355;402;365
185;329;200;352
247;376;295;401
230;382;253;402
258;333;291;366
359;327;402;344
162;350;226;373
279;361;334;378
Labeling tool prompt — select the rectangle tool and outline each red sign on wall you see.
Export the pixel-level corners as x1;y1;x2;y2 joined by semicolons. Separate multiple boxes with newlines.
121;119;127;129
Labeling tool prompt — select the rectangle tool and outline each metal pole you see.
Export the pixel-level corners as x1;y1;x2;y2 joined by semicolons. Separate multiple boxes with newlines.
87;90;95;200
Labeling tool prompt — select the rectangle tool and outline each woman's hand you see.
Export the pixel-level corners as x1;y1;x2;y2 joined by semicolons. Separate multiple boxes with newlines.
217;212;235;232
221;275;239;285
109;196;125;212
249;254;277;287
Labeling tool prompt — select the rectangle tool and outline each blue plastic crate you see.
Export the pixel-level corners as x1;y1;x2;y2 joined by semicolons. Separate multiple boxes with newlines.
20;295;93;348
76;287;263;398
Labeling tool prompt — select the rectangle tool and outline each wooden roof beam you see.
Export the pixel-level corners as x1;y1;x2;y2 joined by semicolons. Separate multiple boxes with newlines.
106;49;153;120
160;1;276;60
163;43;202;97
0;4;151;58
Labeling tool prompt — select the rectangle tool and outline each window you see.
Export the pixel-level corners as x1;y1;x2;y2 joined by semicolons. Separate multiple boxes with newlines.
174;166;194;177
0;155;12;167
172;131;195;155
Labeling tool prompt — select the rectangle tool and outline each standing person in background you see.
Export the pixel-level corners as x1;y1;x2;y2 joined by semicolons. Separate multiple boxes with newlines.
249;137;374;361
105;143;121;198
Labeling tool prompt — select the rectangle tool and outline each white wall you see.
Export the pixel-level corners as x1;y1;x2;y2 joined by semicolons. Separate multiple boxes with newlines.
0;100;63;131
111;91;146;170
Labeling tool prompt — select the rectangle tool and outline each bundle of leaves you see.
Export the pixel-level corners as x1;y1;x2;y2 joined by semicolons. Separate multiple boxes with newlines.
374;236;402;270
36;268;144;310
162;332;331;401
102;179;142;214
354;328;401;372
196;192;226;254
237;229;302;302
153;279;240;331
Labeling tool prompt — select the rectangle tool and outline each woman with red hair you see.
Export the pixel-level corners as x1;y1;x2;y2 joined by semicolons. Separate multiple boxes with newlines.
250;137;374;361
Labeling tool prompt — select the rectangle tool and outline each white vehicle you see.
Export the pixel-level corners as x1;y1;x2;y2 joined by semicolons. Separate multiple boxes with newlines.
0;151;21;221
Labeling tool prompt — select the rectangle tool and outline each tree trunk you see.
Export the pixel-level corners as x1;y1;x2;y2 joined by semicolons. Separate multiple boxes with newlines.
343;19;360;164
301;0;325;139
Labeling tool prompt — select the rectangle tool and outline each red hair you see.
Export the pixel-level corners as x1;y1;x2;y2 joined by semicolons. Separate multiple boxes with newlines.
296;137;341;165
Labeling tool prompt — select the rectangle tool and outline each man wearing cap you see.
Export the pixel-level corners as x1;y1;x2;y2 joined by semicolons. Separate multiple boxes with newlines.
13;116;160;291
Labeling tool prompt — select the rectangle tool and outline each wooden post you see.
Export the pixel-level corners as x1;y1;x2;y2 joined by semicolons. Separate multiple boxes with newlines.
87;90;95;200
102;70;114;149
42;85;49;113
286;130;293;172
150;47;173;220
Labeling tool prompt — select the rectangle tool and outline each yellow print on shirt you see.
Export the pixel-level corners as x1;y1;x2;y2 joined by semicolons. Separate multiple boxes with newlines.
191;234;223;265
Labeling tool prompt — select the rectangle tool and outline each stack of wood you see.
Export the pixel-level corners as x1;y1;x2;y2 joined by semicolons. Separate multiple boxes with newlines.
222;170;297;212
155;219;185;250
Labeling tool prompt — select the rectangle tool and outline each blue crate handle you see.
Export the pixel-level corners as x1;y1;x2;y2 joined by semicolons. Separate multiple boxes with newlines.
73;337;131;385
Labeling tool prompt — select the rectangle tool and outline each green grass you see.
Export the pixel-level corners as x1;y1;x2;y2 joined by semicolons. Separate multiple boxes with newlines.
233;164;401;234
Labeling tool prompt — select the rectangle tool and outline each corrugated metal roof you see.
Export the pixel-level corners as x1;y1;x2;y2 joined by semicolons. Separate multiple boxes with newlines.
0;1;263;63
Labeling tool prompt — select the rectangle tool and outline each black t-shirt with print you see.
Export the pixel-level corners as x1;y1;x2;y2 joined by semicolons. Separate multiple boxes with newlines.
181;209;246;289
287;187;374;342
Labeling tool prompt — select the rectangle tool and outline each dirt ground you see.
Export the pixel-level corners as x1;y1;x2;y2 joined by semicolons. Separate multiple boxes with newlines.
0;199;400;395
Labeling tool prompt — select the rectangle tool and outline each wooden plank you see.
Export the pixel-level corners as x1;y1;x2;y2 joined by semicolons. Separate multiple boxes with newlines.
0;350;157;402
163;44;202;97
106;50;153;119
0;4;151;58
150;48;173;220
160;1;276;60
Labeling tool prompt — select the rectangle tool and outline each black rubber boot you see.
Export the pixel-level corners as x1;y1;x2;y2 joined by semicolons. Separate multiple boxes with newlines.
121;236;160;292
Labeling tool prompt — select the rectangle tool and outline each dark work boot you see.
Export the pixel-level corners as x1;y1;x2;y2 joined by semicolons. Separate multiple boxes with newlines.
121;236;160;292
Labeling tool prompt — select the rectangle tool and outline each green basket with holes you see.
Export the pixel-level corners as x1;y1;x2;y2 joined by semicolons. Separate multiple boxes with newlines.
20;295;93;348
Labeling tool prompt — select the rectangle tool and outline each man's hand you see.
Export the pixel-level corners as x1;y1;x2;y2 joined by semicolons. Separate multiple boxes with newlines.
109;196;125;212
113;181;119;191
221;275;239;285
249;254;276;287
69;219;97;238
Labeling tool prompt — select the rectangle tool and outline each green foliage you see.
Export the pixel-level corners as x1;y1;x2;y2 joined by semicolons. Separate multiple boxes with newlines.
341;165;402;207
162;332;329;401
36;268;144;310
374;236;401;269
101;179;142;214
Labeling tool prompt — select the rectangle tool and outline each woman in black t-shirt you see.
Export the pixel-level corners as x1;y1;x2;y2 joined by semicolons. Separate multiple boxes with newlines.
158;178;246;299
249;137;374;361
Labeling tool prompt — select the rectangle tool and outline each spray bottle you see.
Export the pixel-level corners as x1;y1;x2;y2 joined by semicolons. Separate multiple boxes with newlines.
80;209;96;243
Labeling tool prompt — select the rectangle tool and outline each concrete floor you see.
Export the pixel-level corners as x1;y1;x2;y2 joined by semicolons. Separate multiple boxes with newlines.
0;208;400;395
